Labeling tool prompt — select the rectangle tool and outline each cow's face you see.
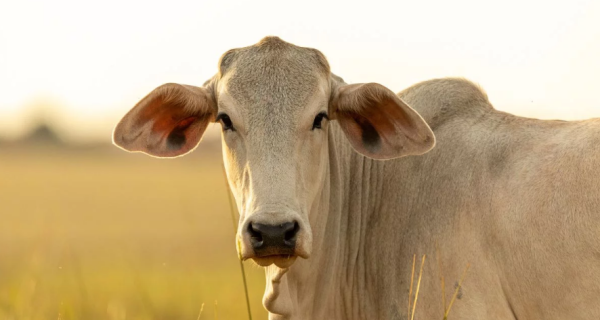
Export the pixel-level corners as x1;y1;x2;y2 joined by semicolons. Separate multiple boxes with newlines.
113;37;435;269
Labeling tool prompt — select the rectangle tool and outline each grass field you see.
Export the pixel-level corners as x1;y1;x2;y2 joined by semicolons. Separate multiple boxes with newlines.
0;142;268;319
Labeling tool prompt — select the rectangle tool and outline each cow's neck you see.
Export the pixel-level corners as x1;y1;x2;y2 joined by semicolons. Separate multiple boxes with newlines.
263;123;383;319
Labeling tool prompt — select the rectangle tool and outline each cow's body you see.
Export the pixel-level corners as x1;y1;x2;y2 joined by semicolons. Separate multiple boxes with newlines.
113;37;600;320
266;78;600;320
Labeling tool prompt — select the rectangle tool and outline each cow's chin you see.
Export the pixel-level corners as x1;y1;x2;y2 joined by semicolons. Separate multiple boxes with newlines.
252;255;298;268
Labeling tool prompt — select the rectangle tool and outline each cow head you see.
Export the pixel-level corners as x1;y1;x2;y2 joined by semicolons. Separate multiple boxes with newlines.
113;37;435;268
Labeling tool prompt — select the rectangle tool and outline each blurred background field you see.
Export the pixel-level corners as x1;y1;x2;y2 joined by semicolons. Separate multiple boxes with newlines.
0;126;267;320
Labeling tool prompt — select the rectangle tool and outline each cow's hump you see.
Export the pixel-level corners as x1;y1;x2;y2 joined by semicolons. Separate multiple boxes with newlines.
398;78;493;130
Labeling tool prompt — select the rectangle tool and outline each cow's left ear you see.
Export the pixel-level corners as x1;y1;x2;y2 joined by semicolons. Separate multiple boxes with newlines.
331;83;435;160
113;83;216;158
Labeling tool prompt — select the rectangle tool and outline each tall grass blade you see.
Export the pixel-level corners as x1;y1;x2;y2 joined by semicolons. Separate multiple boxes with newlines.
214;300;218;320
444;263;470;319
197;302;205;320
410;255;426;320
408;254;416;319
221;166;253;320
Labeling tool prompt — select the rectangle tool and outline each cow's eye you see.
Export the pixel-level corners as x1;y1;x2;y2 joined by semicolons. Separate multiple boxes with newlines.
216;113;235;131
312;112;328;130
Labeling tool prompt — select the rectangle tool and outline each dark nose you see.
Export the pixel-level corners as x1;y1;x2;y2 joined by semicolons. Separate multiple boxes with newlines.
248;221;299;256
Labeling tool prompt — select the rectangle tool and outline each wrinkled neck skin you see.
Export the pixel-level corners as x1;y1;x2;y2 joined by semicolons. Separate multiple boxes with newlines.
264;122;383;320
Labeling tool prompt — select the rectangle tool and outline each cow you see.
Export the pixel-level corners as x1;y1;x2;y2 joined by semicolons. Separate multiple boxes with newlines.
113;36;600;319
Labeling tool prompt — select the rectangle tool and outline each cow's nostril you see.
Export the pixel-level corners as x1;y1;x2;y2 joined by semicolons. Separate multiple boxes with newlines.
248;223;264;249
284;221;300;244
249;223;263;241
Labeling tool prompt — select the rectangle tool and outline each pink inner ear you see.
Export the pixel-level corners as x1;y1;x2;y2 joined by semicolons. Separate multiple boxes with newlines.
175;117;198;129
163;116;202;152
338;111;383;153
362;94;427;148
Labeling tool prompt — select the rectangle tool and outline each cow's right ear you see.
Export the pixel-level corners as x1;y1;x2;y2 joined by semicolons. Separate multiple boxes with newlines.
113;83;216;158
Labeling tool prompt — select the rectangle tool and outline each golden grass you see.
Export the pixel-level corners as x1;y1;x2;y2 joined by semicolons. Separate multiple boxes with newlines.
0;145;267;320
444;264;470;320
407;254;416;318
409;255;426;320
407;249;470;320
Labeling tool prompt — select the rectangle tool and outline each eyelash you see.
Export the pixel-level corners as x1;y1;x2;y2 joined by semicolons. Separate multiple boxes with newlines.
312;112;329;130
216;113;235;131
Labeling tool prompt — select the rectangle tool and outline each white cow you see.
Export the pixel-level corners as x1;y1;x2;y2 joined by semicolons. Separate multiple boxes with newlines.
113;36;600;319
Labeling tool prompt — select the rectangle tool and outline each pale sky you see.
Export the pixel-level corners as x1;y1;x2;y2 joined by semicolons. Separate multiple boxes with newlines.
1;0;599;142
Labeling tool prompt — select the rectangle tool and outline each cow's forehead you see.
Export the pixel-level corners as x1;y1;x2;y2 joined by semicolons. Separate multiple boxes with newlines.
217;37;331;120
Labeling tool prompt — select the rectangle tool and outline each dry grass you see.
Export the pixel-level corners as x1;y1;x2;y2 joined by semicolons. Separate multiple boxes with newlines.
0;144;267;320
407;251;470;320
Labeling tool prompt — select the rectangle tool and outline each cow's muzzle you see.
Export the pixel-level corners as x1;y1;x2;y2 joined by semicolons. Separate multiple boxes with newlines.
239;214;311;268
248;221;299;256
